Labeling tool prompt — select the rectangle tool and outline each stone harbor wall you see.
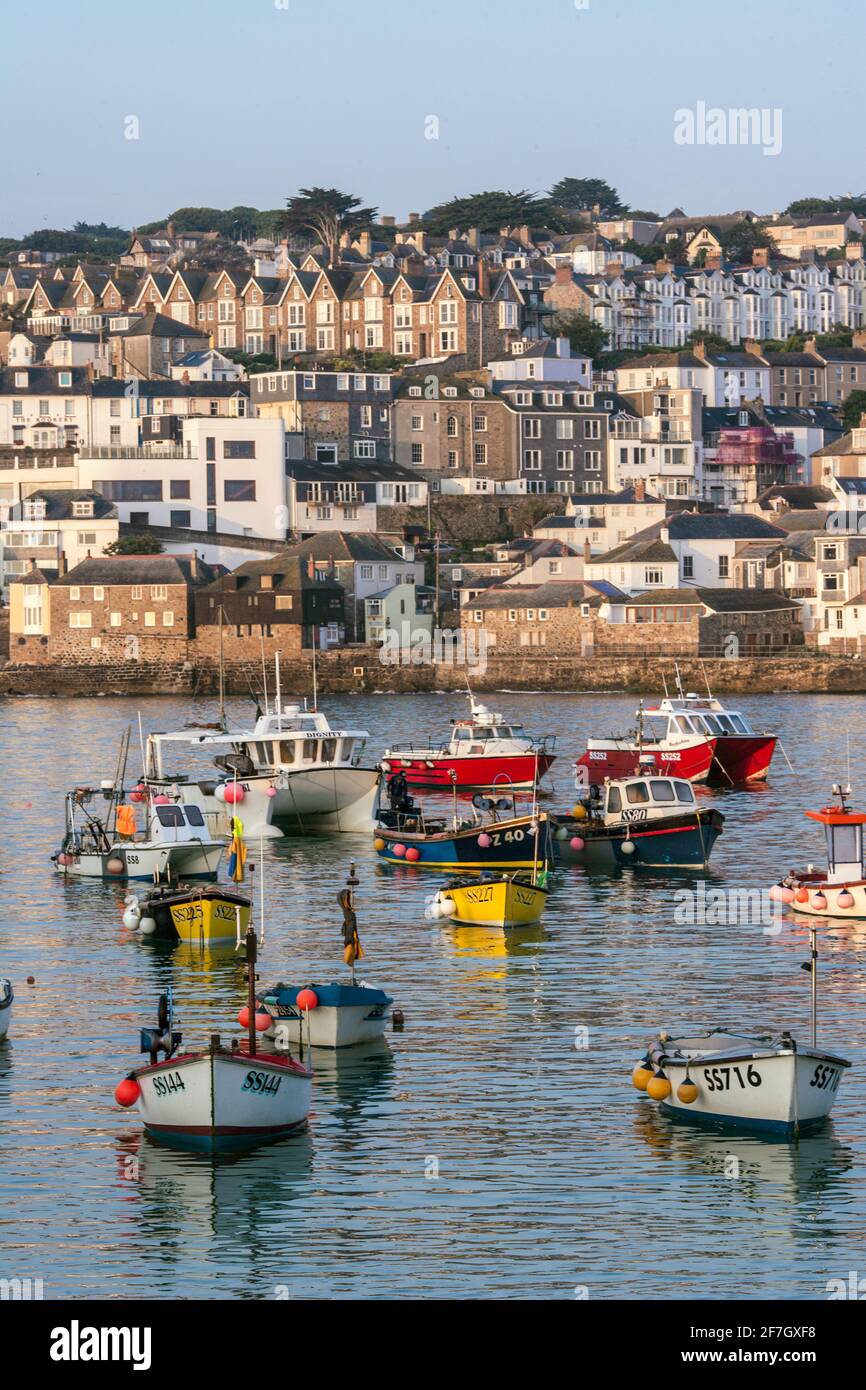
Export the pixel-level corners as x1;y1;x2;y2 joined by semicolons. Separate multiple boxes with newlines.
3;649;866;696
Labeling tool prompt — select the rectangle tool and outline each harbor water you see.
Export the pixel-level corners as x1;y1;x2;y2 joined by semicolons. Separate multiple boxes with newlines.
1;690;866;1300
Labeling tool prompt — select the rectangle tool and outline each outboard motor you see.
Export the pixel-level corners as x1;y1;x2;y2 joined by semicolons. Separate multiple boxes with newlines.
140;992;182;1064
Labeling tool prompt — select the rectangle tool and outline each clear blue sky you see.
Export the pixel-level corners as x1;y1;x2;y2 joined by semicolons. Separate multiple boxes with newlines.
0;0;861;237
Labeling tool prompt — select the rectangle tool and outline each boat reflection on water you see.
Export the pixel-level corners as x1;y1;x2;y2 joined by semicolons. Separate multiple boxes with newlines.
444;921;548;961
633;1102;854;1202
115;1129;315;1252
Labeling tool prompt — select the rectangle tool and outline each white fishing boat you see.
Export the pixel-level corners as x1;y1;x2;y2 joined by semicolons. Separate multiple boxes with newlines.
115;928;312;1153
633;926;850;1136
770;783;866;918
53;787;223;881
0;980;13;1041
259;868;395;1049
143;658;377;838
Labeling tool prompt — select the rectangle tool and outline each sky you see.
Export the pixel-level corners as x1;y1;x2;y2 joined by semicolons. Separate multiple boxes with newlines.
0;0;862;238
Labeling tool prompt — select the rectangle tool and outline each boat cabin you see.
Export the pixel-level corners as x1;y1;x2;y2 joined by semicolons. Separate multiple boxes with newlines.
598;775;696;825
649;696;753;740
146;705;367;782
805;805;866;883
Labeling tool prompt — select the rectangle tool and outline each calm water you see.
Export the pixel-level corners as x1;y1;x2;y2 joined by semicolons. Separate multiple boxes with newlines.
2;689;866;1300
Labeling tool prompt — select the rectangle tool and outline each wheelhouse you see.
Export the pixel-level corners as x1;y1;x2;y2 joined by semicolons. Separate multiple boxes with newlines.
805;808;866;882
602;776;696;823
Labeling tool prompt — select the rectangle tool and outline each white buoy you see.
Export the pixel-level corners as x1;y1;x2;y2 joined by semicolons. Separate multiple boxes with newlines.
138;916;157;936
439;897;456;917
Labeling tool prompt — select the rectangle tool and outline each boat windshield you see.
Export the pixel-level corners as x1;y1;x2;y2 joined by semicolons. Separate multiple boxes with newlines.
725;713;750;734
642;716;669;743
649;779;676;802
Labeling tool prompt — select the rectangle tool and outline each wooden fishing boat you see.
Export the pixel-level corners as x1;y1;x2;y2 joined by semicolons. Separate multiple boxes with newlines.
0;980;12;1042
258;868;394;1048
633;926;850;1136
554;773;723;869
428;871;548;928
375;803;553;872
124;882;252;944
770;784;866;918
382;693;555;791
115;929;312;1154
53;787;223;881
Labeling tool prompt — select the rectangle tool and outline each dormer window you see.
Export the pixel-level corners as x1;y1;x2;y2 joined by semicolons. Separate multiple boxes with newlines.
408;386;422;397
15;371;27;387
442;387;457;398
58;370;72;387
72;500;94;518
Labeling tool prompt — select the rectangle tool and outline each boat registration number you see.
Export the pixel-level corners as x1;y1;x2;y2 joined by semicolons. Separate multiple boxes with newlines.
810;1064;842;1091
152;1071;186;1096
702;1065;762;1091
480;829;526;846
464;886;494;902
622;809;647;822
242;1070;283;1096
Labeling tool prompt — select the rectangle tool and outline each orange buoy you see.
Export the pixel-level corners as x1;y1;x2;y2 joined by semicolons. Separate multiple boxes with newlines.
646;1068;672;1101
677;1076;699;1104
632;1061;653;1091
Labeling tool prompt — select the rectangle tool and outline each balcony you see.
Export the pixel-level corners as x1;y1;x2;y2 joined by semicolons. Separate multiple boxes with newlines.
78;444;195;460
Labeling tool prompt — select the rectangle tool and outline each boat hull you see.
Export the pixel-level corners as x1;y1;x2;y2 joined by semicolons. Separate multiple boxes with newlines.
133;1048;312;1153
375;813;553;871
163;768;379;838
786;877;866;919
578;738;715;785
385;752;554;791
0;982;12;1042
57;841;223;880
262;982;392;1049
438;877;547;927
555;809;723;869
656;1049;847;1135
706;735;776;785
139;886;252;943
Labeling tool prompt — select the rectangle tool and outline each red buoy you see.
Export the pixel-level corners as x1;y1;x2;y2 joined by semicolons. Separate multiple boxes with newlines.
114;1077;141;1108
296;988;319;1011
237;1005;250;1028
254;1011;271;1032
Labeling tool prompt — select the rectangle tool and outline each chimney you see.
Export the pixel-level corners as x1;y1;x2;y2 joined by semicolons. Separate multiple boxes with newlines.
476;258;490;299
467;227;481;250
407;212;421;224
860;413;866;429
518;225;533;247
448;228;460;242
358;230;372;258
704;252;723;270
655;258;673;274
744;338;762;356
57;551;67;577
635;479;645;501
804;336;818;355
660;525;670;545
307;554;315;579
605;260;624;277
752;247;769;268
583;538;591;563
846;242;864;262
555;265;574;285
692;339;707;361
853;330;866;350
381;216;395;228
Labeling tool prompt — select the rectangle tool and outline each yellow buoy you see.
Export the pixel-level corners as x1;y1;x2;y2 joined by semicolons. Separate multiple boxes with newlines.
572;804;588;821
373;837;386;852
632;1062;654;1091
646;1069;672;1101
677;1076;699;1104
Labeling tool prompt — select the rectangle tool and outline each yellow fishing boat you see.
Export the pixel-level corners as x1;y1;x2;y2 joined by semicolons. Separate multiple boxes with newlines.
427;871;548;928
130;883;252;944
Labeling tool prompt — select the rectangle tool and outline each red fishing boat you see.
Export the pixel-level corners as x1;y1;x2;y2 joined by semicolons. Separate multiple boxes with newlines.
577;687;776;786
382;697;556;791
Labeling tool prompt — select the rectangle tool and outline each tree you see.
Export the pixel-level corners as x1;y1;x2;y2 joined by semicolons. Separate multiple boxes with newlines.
549;177;626;216
104;534;164;555
183;238;252;271
283;188;377;262
421;189;558;235
679;331;734;354
718;220;773;265
547;312;608;358
841;390;866;431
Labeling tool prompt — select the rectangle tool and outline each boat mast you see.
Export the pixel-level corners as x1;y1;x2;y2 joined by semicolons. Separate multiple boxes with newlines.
808;924;818;1049
245;923;257;1057
260;631;269;715
275;652;282;731
312;644;318;712
218;603;226;730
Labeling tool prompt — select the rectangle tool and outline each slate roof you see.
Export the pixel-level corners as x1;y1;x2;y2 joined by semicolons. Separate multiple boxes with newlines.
281;531;407;564
54;555;219;587
694;587;802;612
590;537;677;565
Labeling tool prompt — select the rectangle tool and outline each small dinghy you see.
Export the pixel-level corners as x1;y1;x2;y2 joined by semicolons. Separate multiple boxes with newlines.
124;882;252;944
259;868;394;1049
427;870;548;928
770;782;866;918
114;926;312;1153
554;771;723;870
0;980;13;1041
632;925;850;1136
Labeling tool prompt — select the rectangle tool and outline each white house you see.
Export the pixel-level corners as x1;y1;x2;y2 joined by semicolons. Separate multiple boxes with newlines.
1;488;119;591
488;338;592;387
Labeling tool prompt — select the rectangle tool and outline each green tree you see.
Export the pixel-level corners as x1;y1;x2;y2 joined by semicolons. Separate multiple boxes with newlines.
547;311;608;358
718;220;773;264
549;177;626;216
283;188;377;262
421;190;558;235
104;534;164;555
841;390;866;431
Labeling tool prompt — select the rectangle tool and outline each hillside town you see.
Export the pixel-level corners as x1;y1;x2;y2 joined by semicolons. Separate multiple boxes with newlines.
4;189;866;682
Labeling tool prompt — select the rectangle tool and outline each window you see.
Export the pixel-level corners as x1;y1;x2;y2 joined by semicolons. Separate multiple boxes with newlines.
162;611;174;626
170;479;190;499
718;555;730;579
94;481;162;502
474;444;487;466
556;419;574;440
77;532;96;546
93;586;104;601
170;510;191;528
523;451;541;470
110;612;121;627
411;415;423;431
644;567;663;585
474;414;487;432
224;480;256;501
411;443;424;464
360;565;374;580
72;500;93;518
69;611;92;628
223;440;255;459
682;555;694;579
584;420;601;439
539;609;549;621
69;586;80;600
354;440;375;459
524;418;541;438
556;451;574;471
144;612;156;627
131;586;142;600
151;586;167;600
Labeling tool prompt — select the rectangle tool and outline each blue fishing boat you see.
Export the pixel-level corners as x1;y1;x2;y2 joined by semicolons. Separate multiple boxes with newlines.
553;774;723;869
374;789;553;871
